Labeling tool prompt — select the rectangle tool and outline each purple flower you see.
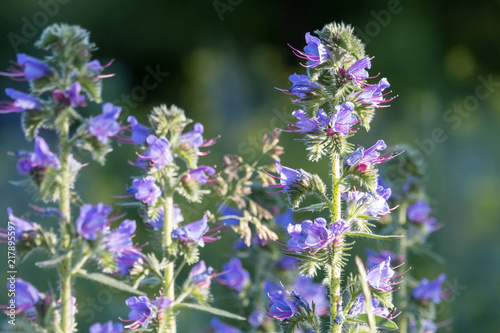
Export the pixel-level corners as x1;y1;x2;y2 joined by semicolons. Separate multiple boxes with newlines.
103;220;136;253
292;276;329;316
183;166;216;185
0;54;53;80
116;248;144;277
146;205;183;230
248;310;264;328
88;103;121;144
86;59;114;78
345;140;398;172
0;88;42;113
9;278;41;315
53;82;86;108
218;204;242;226
127;176;161;205
89;321;123;333
342;185;392;217
365;249;397;270
267;290;297;320
275;208;294;228
7;208;34;241
188;260;214;289
348;295;389;318
171;215;217;247
366;257;402;292
347;57;371;84
276;256;299;270
126;116;149;145
138;135;174;169
278;74;320;99
210;317;241;333
412;274;446;303
76;203;112;240
218;258;250;291
287;218;335;253
268;161;304;193
289;32;331;67
179;122;205;152
330;102;358;136
356;78;393;107
407;200;431;223
124;296;171;330
16;137;60;174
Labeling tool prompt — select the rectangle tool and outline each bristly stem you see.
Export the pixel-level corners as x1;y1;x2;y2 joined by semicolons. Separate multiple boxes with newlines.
159;193;176;333
58;119;74;332
330;153;343;333
396;202;408;333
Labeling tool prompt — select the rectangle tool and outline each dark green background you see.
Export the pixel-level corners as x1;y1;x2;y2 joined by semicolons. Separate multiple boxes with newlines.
1;0;499;332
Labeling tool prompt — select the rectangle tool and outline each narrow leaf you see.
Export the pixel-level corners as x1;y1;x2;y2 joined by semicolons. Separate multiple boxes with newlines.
346;314;398;330
35;253;67;268
176;303;245;321
75;270;146;296
346;232;403;240
355;256;376;333
293;203;328;212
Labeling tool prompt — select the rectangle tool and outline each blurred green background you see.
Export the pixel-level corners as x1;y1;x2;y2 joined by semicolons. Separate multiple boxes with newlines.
1;0;499;332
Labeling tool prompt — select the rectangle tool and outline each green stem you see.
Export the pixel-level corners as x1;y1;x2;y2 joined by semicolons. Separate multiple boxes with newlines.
396;202;408;333
159;193;176;333
330;153;343;333
58;119;74;332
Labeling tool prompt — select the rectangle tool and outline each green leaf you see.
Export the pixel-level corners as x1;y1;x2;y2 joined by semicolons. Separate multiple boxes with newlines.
78;76;102;103
346;314;398;330
176;303;246;321
345;232;403;240
22;108;48;140
292;203;328;212
35;253;67;268
75;270;146;296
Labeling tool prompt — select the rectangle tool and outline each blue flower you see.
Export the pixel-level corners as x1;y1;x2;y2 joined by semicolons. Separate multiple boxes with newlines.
342;185;392;217
268;161;303;193
210;317;241;333
53;82;86;108
183;166;216;185
146;205;183;230
179;122;205;152
356;78;393;107
188;260;214;289
330;102;358;136
0;88;42;113
218;257;249;291
104;220;136;253
6;208;34;241
348;295;389;318
412;274;446;303
126;116;149;145
124;296;171;330
278;74;320;99
89;321;123;333
76;203;112;240
292;276;329;315
366;257;401;292
289;32;331;67
275;208;294;228
407;200;431;223
0;54;53;80
88;103;121;144
218;204;242;226
345;140;398;172
275;256;298;271
365;249;397;269
347;57;371;84
171;215;216;247
116;248;144;277
9;278;41;315
287;217;339;253
16;137;60;174
127;176;162;205
267;290;297;320
137;135;174;169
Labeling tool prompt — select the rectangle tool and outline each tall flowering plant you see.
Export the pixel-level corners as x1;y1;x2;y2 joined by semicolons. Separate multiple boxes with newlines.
264;23;405;332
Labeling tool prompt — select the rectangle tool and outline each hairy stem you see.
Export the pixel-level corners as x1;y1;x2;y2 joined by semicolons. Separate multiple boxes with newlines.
395;202;408;333
330;153;343;333
58;120;74;332
159;193;176;333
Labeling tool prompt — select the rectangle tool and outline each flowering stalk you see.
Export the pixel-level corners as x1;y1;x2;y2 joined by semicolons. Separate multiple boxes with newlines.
160;192;176;333
395;202;408;333
330;153;342;333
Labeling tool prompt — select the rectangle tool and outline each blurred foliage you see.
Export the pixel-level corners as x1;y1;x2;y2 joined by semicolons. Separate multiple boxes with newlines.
0;0;499;332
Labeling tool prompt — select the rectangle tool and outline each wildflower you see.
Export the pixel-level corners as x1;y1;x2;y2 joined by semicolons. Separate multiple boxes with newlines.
76;203;112;240
348;295;389;318
346;57;372;85
137;135;174;169
116;248;144;277
16;137;60;174
365;249;399;269
278;73;320;99
88;103;121;144
187;260;214;289
210;317;241;333
53;82;86;108
86;59;114;78
287;217;337;253
366;257;403;292
287;109;330;133
123;296;171;329
127;176;162;205
218;257;249;291
8;278;41;315
342;185;392;217
268;161;308;193
179;122;205;152
356;78;393;107
330;102;357;136
412;274;446;303
345;140;398;172
275;208;294;228
290;32;331;67
292;276;329;315
146;205;183;230
0;88;41;113
6;208;34;241
127;116;149;145
407;200;432;223
0;54;53;80
276;256;299;270
182;166;216;185
171;214;219;247
89;321;123;333
103;220;136;253
266;290;297;320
